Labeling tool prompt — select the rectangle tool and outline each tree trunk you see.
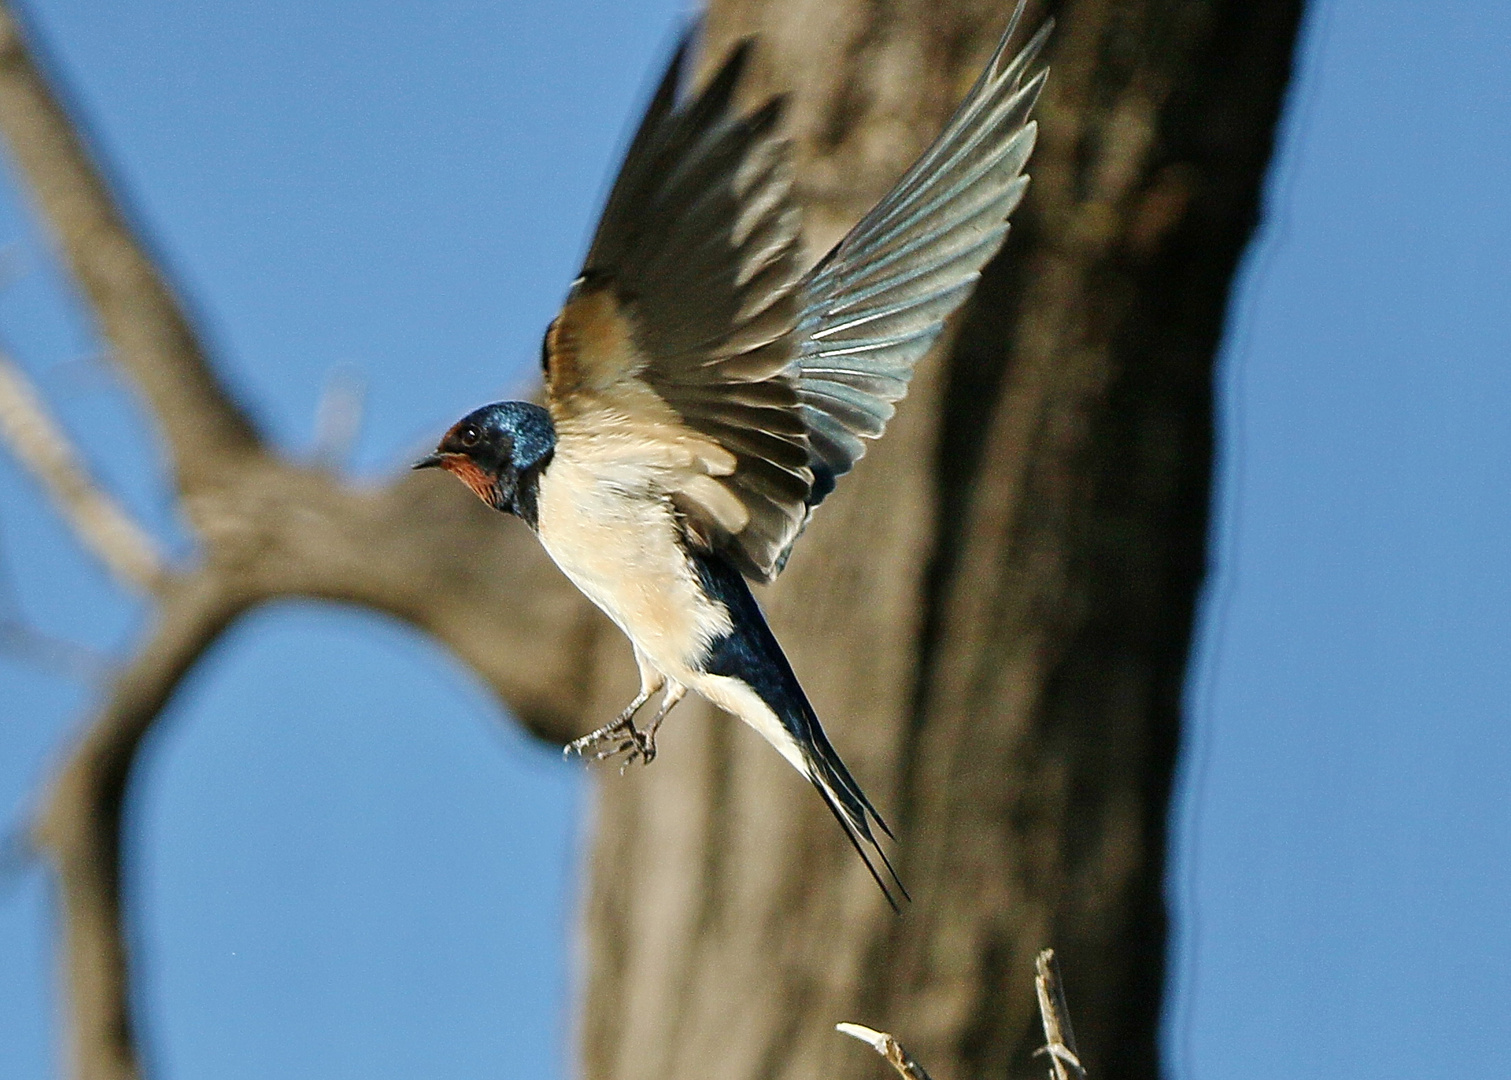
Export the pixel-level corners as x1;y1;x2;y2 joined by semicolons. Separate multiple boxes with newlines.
0;1;1303;1077
574;3;1303;1080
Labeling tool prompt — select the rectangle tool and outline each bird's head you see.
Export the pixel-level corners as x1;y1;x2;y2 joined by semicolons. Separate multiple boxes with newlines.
414;401;556;522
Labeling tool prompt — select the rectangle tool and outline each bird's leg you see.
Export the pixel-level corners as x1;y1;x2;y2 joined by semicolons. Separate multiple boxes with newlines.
603;679;686;771
635;681;686;765
563;652;663;764
563;686;653;761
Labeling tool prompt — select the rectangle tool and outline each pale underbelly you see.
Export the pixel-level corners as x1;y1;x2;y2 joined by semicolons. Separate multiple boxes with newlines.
535;468;731;679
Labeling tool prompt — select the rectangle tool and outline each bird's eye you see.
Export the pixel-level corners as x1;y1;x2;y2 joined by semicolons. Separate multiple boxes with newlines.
458;424;481;448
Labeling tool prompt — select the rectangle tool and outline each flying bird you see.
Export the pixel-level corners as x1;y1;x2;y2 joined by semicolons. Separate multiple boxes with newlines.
416;3;1049;906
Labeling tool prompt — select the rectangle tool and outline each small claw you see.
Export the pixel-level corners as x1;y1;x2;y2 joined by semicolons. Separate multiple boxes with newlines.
565;715;635;759
563;694;665;771
593;738;637;763
607;731;656;772
564;732;601;759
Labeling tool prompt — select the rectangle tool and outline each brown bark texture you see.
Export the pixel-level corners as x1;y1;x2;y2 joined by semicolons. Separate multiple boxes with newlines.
0;1;1304;1079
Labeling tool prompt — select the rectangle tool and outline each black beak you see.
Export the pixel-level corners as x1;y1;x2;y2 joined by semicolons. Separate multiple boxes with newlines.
412;452;444;470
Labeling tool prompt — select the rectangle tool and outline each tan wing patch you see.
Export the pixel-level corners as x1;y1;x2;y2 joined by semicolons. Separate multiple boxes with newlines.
545;285;641;405
546;282;748;537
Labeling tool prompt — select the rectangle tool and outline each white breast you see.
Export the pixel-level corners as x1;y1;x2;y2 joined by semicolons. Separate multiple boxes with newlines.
534;444;732;680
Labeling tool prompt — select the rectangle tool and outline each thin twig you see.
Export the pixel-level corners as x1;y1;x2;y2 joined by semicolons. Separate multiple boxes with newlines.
1035;949;1086;1080
835;1023;933;1080
0;348;163;591
0;350;165;592
838;952;1089;1080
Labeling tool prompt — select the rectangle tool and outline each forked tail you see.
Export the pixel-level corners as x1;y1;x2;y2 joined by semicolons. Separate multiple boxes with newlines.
691;550;908;908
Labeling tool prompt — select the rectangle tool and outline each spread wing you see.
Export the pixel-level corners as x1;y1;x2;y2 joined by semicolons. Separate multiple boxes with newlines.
791;13;1051;528
544;5;1050;582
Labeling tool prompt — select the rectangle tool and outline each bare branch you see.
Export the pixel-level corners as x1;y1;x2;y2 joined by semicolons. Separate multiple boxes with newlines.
31;573;247;1080
0;347;164;590
13;459;605;1078
167;458;608;742
1035;950;1086;1080
836;1024;934;1080
0;0;261;491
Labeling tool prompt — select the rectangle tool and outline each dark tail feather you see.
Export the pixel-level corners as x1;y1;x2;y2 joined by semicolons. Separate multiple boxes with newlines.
805;744;910;907
804;714;898;842
809;773;908;911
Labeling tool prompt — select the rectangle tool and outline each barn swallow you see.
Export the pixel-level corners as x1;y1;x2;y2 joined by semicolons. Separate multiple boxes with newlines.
416;2;1049;906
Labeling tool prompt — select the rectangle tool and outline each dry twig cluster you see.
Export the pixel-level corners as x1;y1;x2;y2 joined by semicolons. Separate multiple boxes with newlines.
839;949;1084;1080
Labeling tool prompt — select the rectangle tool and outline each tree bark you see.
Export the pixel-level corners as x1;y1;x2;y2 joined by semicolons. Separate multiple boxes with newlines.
575;3;1303;1080
0;1;1304;1078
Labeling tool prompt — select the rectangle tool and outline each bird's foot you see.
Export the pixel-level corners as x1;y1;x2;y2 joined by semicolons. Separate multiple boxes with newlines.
564;711;657;771
564;682;687;772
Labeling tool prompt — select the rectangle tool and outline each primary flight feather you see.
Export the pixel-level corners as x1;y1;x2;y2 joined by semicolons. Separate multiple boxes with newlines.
416;4;1050;907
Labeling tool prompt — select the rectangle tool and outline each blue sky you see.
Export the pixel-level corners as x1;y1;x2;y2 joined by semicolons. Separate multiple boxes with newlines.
1;2;1508;1079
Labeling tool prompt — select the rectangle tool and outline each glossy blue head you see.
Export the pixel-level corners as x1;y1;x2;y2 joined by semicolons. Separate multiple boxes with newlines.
414;401;556;525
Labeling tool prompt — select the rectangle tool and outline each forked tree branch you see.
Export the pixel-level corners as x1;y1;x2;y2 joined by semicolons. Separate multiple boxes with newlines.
0;346;163;590
6;454;605;1079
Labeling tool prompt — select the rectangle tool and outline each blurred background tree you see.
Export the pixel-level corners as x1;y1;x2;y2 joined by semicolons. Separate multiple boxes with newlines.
0;0;1332;1077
